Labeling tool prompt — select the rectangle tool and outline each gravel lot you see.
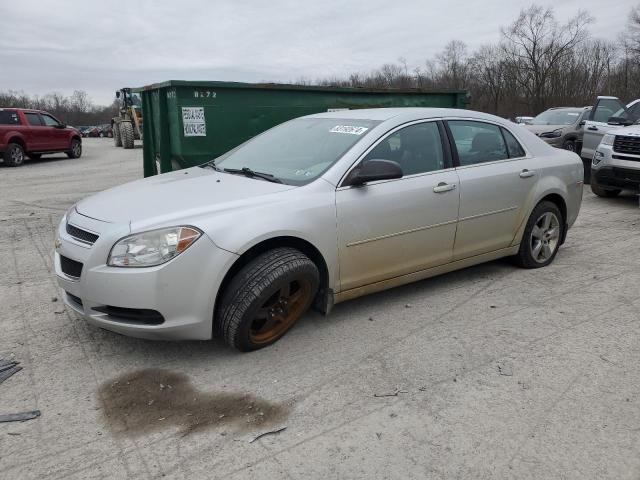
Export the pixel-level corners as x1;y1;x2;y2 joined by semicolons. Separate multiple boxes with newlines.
1;138;639;479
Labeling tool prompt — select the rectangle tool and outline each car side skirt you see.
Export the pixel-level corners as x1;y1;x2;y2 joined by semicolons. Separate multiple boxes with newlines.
333;245;520;304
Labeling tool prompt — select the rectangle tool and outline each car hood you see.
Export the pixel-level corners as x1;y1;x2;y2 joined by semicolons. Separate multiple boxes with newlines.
75;167;295;224
524;124;567;135
611;124;640;136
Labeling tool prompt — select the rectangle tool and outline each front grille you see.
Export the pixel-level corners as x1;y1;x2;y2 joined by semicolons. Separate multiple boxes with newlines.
613;135;640;156
60;255;83;278
612;167;640;183
66;223;99;245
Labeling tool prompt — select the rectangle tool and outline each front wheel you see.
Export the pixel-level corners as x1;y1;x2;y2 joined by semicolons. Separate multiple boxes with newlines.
120;122;135;149
216;248;319;351
562;140;576;152
514;201;564;269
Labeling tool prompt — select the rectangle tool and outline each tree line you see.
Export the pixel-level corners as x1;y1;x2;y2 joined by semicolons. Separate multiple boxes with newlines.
2;4;638;122
0;90;118;127
307;4;640;117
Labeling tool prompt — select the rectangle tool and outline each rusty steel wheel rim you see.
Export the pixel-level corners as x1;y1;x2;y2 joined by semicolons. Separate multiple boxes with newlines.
249;278;313;345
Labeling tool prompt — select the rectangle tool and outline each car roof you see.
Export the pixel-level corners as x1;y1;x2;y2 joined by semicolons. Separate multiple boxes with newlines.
305;107;501;123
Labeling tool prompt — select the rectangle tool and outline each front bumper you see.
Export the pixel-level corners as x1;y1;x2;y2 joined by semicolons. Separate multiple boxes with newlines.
54;210;238;340
591;145;640;191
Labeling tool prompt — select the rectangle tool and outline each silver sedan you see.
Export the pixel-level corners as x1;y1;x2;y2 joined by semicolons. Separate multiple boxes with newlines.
54;108;583;351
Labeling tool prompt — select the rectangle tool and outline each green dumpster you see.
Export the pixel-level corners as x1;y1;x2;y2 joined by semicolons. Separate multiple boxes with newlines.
135;80;469;177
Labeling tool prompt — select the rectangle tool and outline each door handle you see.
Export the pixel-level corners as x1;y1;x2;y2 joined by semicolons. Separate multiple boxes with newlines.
433;182;456;193
519;169;536;178
587;126;598;131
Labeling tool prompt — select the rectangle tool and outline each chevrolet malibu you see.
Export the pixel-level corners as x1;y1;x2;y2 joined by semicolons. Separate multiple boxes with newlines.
55;108;583;351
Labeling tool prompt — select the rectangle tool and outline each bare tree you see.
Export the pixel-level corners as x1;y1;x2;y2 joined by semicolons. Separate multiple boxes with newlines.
500;6;593;113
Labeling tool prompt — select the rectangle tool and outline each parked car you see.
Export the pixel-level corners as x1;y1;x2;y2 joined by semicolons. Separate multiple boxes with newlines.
55;108;583;351
590;122;640;197
81;126;101;138
0;108;82;166
524;107;591;153
579;97;640;183
98;124;113;138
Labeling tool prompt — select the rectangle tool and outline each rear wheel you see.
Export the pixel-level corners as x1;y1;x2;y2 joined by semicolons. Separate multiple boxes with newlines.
216;247;319;351
120;122;135;149
66;139;82;159
3;143;25;167
591;183;621;197
514;201;564;269
113;123;122;147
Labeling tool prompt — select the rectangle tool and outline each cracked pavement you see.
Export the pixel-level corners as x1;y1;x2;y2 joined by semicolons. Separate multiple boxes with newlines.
1;139;639;479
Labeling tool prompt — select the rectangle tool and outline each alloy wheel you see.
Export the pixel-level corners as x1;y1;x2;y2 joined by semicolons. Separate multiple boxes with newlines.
530;212;560;263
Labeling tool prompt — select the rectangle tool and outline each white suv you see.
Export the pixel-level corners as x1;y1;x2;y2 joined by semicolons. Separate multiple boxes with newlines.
591;123;640;196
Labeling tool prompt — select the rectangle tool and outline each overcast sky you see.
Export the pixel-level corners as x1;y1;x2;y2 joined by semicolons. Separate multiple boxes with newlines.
0;0;634;105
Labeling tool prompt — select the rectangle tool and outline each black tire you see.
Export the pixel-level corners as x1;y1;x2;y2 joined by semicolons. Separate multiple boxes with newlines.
562;139;576;152
120;122;135;149
66;139;82;159
113;123;122;147
514;201;564;269
28;153;41;160
3;143;25;167
216;247;319;351
591;183;621;197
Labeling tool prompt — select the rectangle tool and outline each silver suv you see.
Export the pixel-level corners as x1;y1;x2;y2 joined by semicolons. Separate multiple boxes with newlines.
525;107;591;153
591;123;640;196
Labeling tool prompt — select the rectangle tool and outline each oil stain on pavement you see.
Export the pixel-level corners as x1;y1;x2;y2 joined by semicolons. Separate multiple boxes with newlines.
98;368;291;438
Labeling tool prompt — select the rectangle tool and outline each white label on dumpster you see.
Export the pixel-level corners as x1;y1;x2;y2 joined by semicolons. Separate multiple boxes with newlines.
182;107;206;136
330;125;368;135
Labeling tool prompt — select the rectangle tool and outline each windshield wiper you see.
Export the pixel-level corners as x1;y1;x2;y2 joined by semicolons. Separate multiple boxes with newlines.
200;160;221;171
223;167;283;184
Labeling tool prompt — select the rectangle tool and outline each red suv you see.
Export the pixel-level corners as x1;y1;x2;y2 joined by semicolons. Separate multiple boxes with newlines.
0;108;82;167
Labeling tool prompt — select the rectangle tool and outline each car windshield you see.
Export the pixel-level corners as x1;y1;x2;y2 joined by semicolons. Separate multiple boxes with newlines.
530;109;582;126
206;117;381;185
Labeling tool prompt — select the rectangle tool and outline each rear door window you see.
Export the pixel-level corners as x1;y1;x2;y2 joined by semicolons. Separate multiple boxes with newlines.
25;113;43;126
447;120;509;166
0;111;20;125
501;128;526;158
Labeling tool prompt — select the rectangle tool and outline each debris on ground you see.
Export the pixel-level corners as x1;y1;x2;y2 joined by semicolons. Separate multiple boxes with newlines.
51;297;58;302
373;388;408;398
249;426;287;443
0;411;41;423
405;304;412;308
0;358;22;385
497;362;514;377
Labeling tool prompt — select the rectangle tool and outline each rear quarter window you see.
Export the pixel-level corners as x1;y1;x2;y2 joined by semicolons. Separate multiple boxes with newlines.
501;128;526;158
0;111;20;125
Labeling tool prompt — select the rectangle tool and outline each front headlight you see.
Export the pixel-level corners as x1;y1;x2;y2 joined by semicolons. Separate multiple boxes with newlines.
601;134;615;146
108;226;202;267
540;129;562;138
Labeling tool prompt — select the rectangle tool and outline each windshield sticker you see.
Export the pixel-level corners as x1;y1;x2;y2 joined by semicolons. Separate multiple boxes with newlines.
182;107;206;137
330;125;368;135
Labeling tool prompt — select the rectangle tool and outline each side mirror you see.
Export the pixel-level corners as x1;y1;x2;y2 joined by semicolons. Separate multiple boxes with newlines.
579;120;586;126
115;91;121;98
607;116;633;126
54;123;66;129
346;159;403;186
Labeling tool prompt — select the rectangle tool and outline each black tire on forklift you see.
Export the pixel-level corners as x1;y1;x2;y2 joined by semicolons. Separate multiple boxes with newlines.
120;122;135;149
113;123;122;147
